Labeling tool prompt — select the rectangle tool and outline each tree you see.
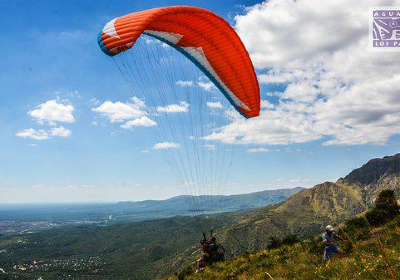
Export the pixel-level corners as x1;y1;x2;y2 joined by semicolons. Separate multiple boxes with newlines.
366;189;399;226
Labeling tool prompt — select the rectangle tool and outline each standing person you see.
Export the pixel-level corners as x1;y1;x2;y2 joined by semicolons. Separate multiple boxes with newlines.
322;225;344;261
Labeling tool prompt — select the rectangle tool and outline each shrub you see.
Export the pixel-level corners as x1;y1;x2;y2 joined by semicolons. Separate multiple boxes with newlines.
266;236;281;250
281;235;300;246
375;189;400;218
266;235;300;250
365;189;400;227
365;208;389;226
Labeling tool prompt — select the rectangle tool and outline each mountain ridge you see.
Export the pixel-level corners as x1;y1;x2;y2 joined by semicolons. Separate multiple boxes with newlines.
219;153;400;254
0;187;303;224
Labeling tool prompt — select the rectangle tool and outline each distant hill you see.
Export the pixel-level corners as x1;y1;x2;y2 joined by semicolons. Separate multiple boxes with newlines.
219;153;400;254
0;187;303;224
114;187;303;215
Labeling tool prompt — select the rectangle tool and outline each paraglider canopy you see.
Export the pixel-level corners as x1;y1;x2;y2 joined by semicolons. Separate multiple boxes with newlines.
96;6;261;234
98;6;260;118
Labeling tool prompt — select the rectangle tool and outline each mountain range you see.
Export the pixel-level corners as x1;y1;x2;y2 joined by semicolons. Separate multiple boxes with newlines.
0;187;302;225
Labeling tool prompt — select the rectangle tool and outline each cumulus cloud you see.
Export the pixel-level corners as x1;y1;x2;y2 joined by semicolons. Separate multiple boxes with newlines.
50;126;71;137
93;97;146;122
207;102;223;109
247;147;269;153
121;116;157;129
153;142;180;149
199;81;215;92
16;129;49;140
16;126;71;140
198;77;216;92
157;101;189;113
260;100;274;109
176;80;194;87
207;0;400;146
29;100;75;125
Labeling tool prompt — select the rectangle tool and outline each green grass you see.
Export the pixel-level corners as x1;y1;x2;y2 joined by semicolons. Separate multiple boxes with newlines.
164;216;400;280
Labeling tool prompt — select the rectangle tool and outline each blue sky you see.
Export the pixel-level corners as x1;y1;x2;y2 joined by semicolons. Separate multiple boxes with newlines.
1;0;400;203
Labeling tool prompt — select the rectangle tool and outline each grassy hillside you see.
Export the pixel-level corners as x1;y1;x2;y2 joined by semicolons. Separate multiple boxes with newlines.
219;154;400;255
165;192;400;280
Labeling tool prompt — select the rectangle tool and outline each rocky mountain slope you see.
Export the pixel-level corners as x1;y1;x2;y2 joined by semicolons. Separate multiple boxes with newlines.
165;208;400;280
219;153;400;254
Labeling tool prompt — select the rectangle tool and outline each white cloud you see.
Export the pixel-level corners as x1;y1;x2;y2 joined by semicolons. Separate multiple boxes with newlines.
207;0;400;146
153;142;180;149
93;97;146;123
16;126;72;140
141;150;149;153
199;81;215;92
157;101;189;113
207;102;223;109
121;116;157;129
235;0;368;69
176;80;194;87
282;82;319;103
16;129;49;140
247;147;269;153
50;126;71;137
260;100;274;109
29;100;75;124
198;77;216;92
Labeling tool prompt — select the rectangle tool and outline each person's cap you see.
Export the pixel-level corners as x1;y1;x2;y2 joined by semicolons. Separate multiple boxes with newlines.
325;225;334;232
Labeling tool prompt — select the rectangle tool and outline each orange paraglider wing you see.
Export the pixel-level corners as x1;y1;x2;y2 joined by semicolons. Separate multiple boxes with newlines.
98;6;260;118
